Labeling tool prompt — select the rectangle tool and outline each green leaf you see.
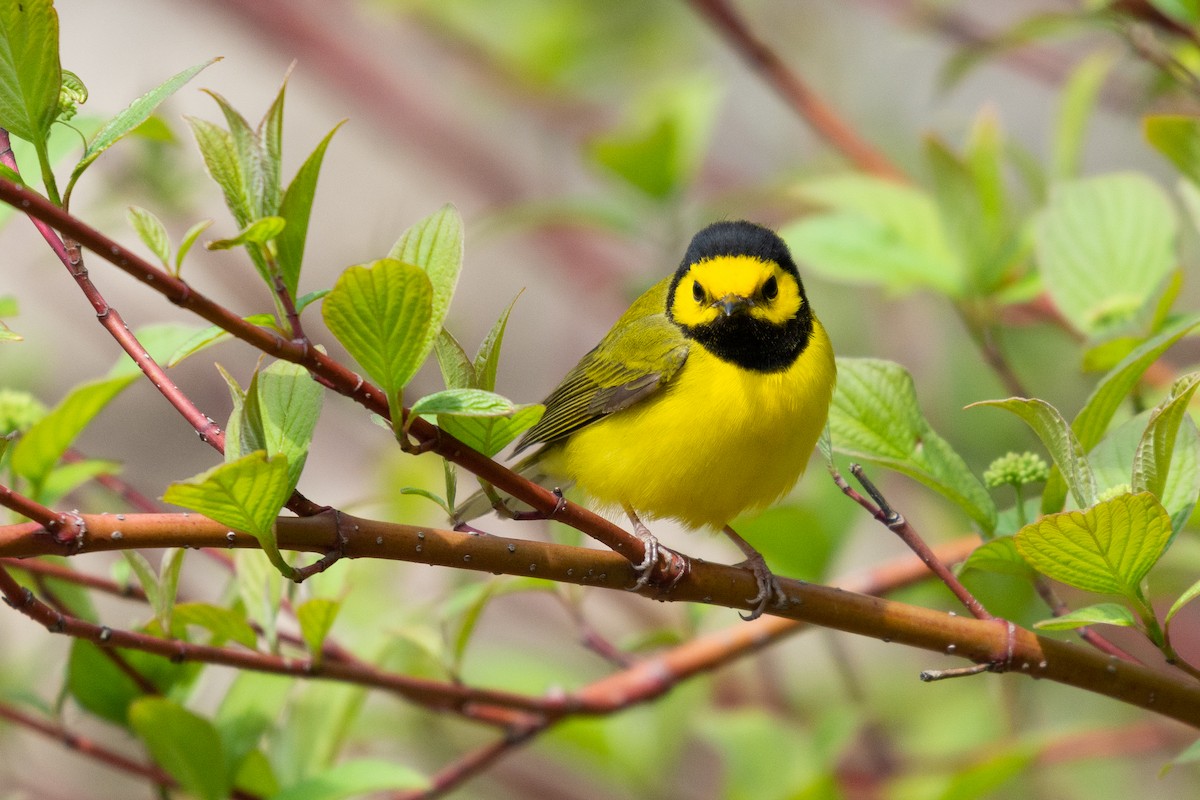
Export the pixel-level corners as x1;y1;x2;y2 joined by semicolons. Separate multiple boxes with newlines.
829;358;996;532
1089;410;1199;538
587;76;720;199
782;175;963;295
411;388;515;418
1133;372;1200;499
166;314;275;368
176;218;214;274
1015;492;1173;597
163;452;294;578
172;601;258;648
40;458;121;506
276;121;343;298
1166;577;1200;628
1033;602;1139;631
388;205;464;378
121;550;162;619
11;374;138;486
474;293;521;392
0;0;60;144
187;115;252;228
1053;51;1115;180
216;672;293;785
1145;115;1200;186
970;397;1096;509
321;258;434;413
296;598;341;665
1043;312;1200;512
66;639;145;726
107;323;206;379
206;215;286;250
129;697;230;800
1034;174;1178;337
958;537;1035;579
271;759;428;800
258;76;286;220
126;205;171;267
205;90;265;221
433;329;476;390
157;548;185;633
67;58;218;195
438;404;544;458
245;360;324;494
235;549;283;651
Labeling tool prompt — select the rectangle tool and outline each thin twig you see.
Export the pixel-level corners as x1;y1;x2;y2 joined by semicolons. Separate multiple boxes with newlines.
687;0;907;181
833;464;995;622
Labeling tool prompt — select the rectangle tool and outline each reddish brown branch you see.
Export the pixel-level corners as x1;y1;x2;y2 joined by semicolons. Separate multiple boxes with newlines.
0;177;649;564
4;512;1200;729
0;701;262;800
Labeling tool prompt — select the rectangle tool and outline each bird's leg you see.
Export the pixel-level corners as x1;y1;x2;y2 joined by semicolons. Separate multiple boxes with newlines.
723;525;786;621
624;506;660;592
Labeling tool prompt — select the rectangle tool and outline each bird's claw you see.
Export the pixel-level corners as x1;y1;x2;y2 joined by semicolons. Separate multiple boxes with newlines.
735;553;786;621
625;515;689;594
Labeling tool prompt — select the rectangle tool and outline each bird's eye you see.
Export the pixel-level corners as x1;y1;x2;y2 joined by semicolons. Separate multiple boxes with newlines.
762;276;778;301
692;281;705;303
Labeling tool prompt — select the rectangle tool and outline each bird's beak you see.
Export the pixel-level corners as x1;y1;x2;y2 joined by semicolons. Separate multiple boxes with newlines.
715;295;752;317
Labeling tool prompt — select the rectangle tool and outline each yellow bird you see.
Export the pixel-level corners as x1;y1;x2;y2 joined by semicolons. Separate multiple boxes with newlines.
462;220;836;619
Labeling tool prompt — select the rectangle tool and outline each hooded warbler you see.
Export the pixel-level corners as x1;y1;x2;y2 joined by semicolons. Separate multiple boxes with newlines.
460;220;836;619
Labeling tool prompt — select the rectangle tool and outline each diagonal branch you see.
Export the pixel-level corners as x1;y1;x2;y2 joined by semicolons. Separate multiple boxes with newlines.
687;0;907;181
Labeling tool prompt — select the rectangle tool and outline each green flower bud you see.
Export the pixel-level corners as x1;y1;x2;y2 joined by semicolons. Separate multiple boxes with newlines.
983;451;1050;489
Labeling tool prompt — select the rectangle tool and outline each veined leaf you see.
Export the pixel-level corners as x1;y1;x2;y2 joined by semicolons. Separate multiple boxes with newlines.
1015;492;1172;598
163;452;294;578
411;388;515;418
388;205;464;380
1033;602;1139;631
277;121;344;298
67;58;219;195
1043;312;1200;512
474;292;521;392
206;216;285;250
434;329;476;390
1090;410;1200;537
438;404;544;458
783;175;962;295
244;360;323;494
1034;173;1177;337
187;115;252;228
0;0;60;144
958;537;1035;579
1132;372;1200;499
322;258;434;415
1166;577;1200;628
830;358;996;532
127;205;171;267
970;397;1096;510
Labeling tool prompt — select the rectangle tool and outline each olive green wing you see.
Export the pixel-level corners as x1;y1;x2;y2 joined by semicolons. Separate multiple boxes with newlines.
514;279;688;452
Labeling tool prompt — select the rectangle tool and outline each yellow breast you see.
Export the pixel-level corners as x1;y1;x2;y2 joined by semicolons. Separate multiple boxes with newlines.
544;319;836;529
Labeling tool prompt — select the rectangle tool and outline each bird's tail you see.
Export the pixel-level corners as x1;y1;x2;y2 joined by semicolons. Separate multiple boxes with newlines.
450;450;568;527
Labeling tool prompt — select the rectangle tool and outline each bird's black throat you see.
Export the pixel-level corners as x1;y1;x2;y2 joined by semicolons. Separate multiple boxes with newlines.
685;309;812;373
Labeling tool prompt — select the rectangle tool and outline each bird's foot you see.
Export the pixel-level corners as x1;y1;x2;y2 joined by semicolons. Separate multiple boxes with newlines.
625;510;689;594
732;550;786;621
723;525;787;621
